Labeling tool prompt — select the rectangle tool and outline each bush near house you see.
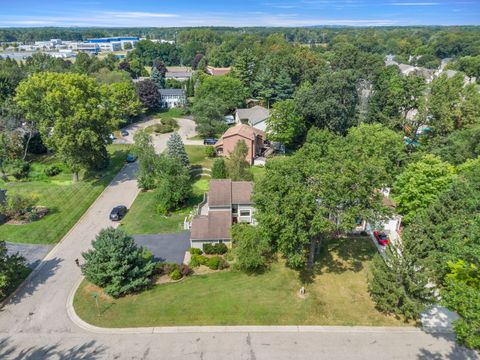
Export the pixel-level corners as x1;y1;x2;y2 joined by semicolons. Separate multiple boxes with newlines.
190;254;208;268
204;146;216;158
203;243;228;255
189;247;203;255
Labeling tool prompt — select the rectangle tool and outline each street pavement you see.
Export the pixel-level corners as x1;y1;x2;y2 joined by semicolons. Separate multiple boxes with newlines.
0;120;478;359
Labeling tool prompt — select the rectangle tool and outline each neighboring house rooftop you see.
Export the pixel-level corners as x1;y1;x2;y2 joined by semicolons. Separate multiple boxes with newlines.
208;179;254;207
206;66;231;76
159;88;185;96
190;211;232;241
236;105;270;126
166;71;192;79
215;124;265;149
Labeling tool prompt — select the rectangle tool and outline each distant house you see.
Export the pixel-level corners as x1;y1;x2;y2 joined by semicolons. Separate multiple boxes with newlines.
206;66;231;76
215;124;266;165
159;88;186;108
190;180;255;249
235;105;270;132
165;67;193;82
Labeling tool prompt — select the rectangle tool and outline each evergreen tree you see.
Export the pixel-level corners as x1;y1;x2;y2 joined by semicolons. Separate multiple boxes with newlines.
233;49;257;93
152;58;167;77
211;158;227;179
274;70;295;102
166;132;189;167
81;228;154;298
253;67;275;108
226;140;253;181
150;66;165;89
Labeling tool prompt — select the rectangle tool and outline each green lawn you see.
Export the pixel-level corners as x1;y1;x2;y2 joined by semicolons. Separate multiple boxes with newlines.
0;145;130;244
74;237;406;327
185;145;213;169
120;177;209;235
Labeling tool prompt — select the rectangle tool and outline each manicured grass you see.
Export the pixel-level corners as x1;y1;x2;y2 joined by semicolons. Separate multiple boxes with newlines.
120;177;209;235
149;107;186;121
74;237;406;327
0;145;130;244
185;145;214;169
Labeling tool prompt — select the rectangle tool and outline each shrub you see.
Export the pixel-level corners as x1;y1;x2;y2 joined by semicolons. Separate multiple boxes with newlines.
6;160;30;180
189;254;207;268
0;193;39;221
44;165;61;177
179;264;191;277
189;247;203;255
142;248;154;262
205;256;229;271
205;146;216;158
231;224;271;273
203;243;228;255
169;269;182;280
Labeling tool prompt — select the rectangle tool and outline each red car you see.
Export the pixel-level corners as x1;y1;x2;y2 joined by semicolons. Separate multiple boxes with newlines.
373;230;389;246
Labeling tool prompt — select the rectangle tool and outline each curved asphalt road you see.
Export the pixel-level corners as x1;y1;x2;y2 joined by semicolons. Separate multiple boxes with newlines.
0;120;477;359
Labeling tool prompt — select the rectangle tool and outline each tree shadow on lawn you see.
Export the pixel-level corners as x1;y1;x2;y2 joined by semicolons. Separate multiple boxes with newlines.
1;257;62;307
415;331;478;360
299;236;376;284
0;337;108;360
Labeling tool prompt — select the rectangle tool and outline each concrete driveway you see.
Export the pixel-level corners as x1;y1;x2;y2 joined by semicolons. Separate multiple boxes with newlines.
116;117;203;153
134;232;190;264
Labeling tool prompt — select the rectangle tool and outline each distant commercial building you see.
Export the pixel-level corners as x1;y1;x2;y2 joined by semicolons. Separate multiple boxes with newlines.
71;43;100;54
86;37;139;50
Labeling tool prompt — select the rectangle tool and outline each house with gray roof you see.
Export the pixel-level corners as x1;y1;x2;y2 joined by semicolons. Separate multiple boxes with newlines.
159;88;186;108
235;105;270;132
190;180;255;249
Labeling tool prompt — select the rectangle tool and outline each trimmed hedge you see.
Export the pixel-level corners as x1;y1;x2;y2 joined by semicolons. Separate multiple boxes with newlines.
203;243;228;255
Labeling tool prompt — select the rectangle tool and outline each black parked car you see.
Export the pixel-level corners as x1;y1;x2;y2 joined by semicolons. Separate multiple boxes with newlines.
120;129;129;137
203;138;218;145
109;205;127;221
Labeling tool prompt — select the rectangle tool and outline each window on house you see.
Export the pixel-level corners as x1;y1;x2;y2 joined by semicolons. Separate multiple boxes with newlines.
240;210;250;217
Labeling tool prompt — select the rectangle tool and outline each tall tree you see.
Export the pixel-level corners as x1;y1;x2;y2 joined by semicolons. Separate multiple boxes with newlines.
266;99;306;149
0;241;29;301
294;70;358;134
226;140;253;181
166;132;189;167
150;66;165;89
392;154;456;224
15;72;115;181
136;79;160;112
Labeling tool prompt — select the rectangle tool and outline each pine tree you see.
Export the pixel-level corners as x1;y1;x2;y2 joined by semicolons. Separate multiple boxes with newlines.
151;67;165;89
212;158;227;179
274;70;295;102
81;228;154;298
166;132;189;167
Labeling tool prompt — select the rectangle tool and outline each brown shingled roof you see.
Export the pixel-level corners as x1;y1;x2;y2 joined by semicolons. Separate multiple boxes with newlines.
217;124;265;143
232;182;253;204
208;180;232;207
190;211;232;240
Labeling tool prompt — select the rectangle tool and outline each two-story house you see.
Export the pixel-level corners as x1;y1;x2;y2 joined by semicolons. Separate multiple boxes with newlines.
190;180;255;249
214;124;266;165
159;88;186;108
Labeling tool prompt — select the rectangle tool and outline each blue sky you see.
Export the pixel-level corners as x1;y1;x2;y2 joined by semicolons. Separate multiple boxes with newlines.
0;0;479;27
